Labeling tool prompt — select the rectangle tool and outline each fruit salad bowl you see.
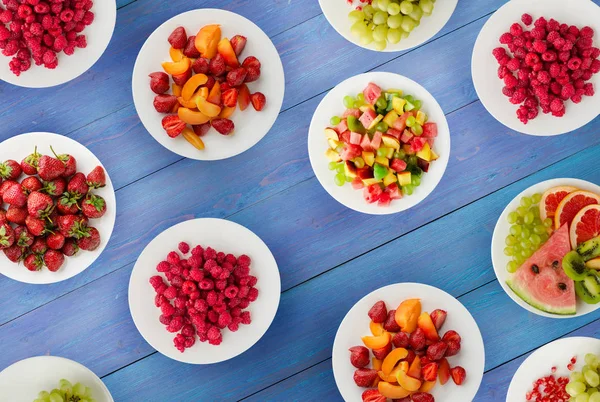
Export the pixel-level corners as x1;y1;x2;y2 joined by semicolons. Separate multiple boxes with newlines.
132;9;285;161
308;71;450;215
492;178;600;318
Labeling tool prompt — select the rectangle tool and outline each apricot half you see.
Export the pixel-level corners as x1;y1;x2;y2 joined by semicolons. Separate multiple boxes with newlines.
378;382;411;399
361;332;391;350
217;37;239;67
417;312;439;341
162;57;191;75
178;107;210;125
407;355;421;379
370;321;384;336
182;73;208;101
395;299;421;333
169;47;184;62
177;96;198;109
219;106;236;119
419;380;436;393
181;127;205;150
372;358;383;371
207;81;221;105
195;24;221;59
196;96;222;118
382;348;408;375
396;369;422;392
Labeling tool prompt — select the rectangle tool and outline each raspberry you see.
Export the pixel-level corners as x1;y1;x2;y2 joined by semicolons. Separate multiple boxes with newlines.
240;311;251;325
247;287;258;302
583;83;595;97
510;23;523;37
163;286;178;299
224;285;238;299
567;57;582;71
203;247;217;260
578;38;593;50
53;34;67;51
510;90;526;104
571;94;583;103
580;26;594;38
237;254;251;267
75;34;86;48
497;65;509;79
591;59;600;74
549;63;561;77
521;13;532;26
178;241;190;254
531;27;546;40
198;278;214;290
550;98;564;113
82;11;94;25
546;31;560;44
215;279;227;290
161;302;175;317
525;52;540;66
532;40;546;54
492;46;506;60
503;73;518;88
499;32;513;44
534;17;547;29
2;39;18;56
514;46;527;59
181;324;195;337
167;316;184;332
541;50;556;62
218;311;232;328
207;326;222;345
506;58;520;71
149;275;164;289
547;18;559;32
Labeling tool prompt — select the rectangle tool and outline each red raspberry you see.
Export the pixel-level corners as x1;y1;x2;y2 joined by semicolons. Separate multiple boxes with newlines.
499;32;513;44
531;27;546;40
207;326;222;345
161;302;175;317
583;83;595;97
503;73;518;88
218;311;232;328
247;287;258;302
492;46;506;60
580;26;594;38
224;285;238;298
571;94;583;104
532;40;546;54
547;18;560;32
502;86;515;97
178;241;190;254
590;59;600;74
240;310;251;325
198;278;214;290
534;17;547;29
149;275;164;289
550;98;564;113
510;23;523;37
167;316;184;332
514;46;527;59
203;247;217;260
215;279;227;290
163;286;178;299
549;63;561;77
525;52;540;66
506;58;520;71
541;50;556;62
521;13;532;26
82;11;94;25
0;10;13;24
239;298;250;309
578;38;593;50
497;65;509;79
561;83;575;100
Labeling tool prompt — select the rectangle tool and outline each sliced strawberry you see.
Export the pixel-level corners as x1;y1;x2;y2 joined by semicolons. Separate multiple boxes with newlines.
241;55;261;69
183;35;200;58
161;115;186;138
211;118;234;135
193;123;211;137
422;362;439;382
153;94;178;113
226;67;247;87
222;88;239;108
168;26;187;49
250;92;266;111
245;66;260;83
230;35;247;56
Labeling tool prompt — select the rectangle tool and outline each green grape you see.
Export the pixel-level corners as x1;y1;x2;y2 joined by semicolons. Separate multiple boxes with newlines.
348;10;366;24
543;218;553;227
522;248;532;258
520;239;531;249
521;227;531;239
531;192;542;203
510;225;522;236
404;184;414;195
585;370;600;387
408;6;423;22
504;247;514;257
572;372;586;383
400;30;410;39
328;161;337;171
508;211;518;224
520;196;532;207
420;0;434;13
360;30;374;45
590;392;600;402
73;383;86;396
377;0;390;10
376;121;389;132
373;24;389;42
354;157;365;169
330;116;341;126
516;206;528;217
38;391;50;399
387;13;403;29
353;100;363;108
343;95;355;108
334;174;345;186
84;387;93;398
576;394;590;402
567;381;587;396
413;99;422;110
394;150;406;160
515;254;525;265
506;260;518;273
49;394;62;402
336;164;345;174
376;96;388;109
351;21;369;38
401;16;416;32
586;353;600;369
524;211;534;224
373;11;388;25
363;4;375;18
530;234;541;246
399;0;414;14
412;123;423;136
387;28;402;43
406;115;416;127
387;2;401;16
346;175;354;183
412;175;421;186
371;0;380;9
374;39;387;51
505;235;517;246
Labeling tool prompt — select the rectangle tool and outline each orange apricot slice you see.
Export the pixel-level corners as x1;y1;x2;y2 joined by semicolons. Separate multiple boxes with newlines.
382;348;408;375
238;83;250;111
198;87;209;99
182;74;208;101
395;299;421;333
207;81;221;105
372;358;383;371
370;321;385;336
396;369;422;392
407;356;421;379
177;96;198;109
172;84;182;97
419;380;436;393
217;37;239;67
162;57;191;76
178;107;210;125
169;47;184;62
378;382;411;399
195;24;221;59
196;96;222;118
181;127;205;150
361;332;391;350
417;312;439;341
219;106;236;119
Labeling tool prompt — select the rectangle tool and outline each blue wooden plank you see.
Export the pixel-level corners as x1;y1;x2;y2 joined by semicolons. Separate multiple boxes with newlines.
117;0;136;9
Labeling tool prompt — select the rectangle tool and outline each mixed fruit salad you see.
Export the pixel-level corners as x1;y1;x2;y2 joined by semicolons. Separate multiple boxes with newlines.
325;82;439;207
504;185;600;314
149;241;258;352
34;379;96;402
149;24;266;151
347;0;436;50
493;14;599;124
350;298;465;402
0;147;107;272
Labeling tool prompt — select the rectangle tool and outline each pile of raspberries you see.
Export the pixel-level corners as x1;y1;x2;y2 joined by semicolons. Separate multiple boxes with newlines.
493;14;600;124
149;242;259;352
0;0;94;76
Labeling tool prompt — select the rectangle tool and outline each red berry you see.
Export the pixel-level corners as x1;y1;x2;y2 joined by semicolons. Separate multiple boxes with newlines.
368;300;387;323
349;346;370;368
168;26;187;49
451;366;467;385
250;92;266;111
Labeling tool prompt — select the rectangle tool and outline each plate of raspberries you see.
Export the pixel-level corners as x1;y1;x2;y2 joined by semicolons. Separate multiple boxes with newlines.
0;0;116;88
472;0;600;136
128;218;281;364
0;132;116;284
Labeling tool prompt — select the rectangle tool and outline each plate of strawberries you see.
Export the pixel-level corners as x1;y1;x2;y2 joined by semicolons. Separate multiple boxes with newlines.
132;9;285;160
0;132;116;284
332;283;485;402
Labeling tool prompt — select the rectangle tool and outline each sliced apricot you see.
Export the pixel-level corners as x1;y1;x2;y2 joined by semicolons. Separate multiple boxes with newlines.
238;83;250;111
370;321;384;336
162;57;191;75
395;299;421;333
198;87;209;99
372;358;382;371
196;96;222;118
396;369;422;392
438;358;450;385
195;24;221;59
361;332;391;350
407;356;421;379
397;361;409;373
181;127;205;150
172;84;182;97
417;312;439;341
169;47;184;62
178;96;198;109
419;380;436;393
182;74;208;101
171;102;180;113
217;37;239;67
378;382;411;399
178;107;210;125
219;106;235;119
378;370;395;383
207;81;221;105
382;348;408;375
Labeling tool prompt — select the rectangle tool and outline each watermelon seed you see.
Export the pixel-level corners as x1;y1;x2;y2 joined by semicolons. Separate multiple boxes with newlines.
552;260;559;268
558;283;567;291
531;264;540;274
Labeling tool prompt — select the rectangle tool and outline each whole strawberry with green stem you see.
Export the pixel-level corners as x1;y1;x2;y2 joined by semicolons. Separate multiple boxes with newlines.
67;172;89;198
0;160;22;181
52;149;77;177
46;232;65;250
41;177;66;197
77;226;101;251
21;176;42;194
0;223;15;250
57;193;80;215
26;215;49;237
21;147;41;176
87;166;106;189
14;226;33;248
27;191;55;219
3;244;25;263
56;214;88;238
2;182;27;207
82;193;106;219
38;148;66;181
24;253;43;271
61;238;79;257
30;237;47;255
44;249;64;272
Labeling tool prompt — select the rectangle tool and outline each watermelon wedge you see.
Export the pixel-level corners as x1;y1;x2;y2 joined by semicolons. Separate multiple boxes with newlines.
506;224;576;315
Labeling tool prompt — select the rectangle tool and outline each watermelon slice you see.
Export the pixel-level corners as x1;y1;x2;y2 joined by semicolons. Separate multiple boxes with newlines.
506;224;576;315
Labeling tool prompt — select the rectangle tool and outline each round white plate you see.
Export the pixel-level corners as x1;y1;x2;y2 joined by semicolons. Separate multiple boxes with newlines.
308;71;450;215
332;283;485;402
472;0;600;136
132;9;285;161
507;336;600;401
0;132;116;285
0;0;116;88
0;356;114;402
319;0;457;52
128;218;281;364
492;178;600;318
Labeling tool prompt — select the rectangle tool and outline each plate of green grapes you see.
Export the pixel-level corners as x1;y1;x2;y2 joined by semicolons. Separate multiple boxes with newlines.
0;356;114;402
319;0;458;52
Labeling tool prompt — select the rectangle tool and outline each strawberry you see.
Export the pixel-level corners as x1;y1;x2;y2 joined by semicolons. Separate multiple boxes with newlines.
442;330;461;344
30;237;48;254
445;340;461;357
44;249;64;272
372;341;392;360
67;172;89;198
27;191;54;219
451;366;466;385
422;362;439;382
362;389;386;402
211;118;234;135
26;215;47;237
368;300;387;323
77;226;100;251
149;72;170;94
0;180;16;198
61;238;79;257
209;54;226;76
3;182;27;207
168;26;187;49
353;368;378;388
3;244;24;262
251;92;266;111
221;88;238;108
0;223;15;249
153;94;178;114
430;309;447;330
14;225;33;248
172;68;192;86
241;56;261;69
6;205;27;224
162;115;186;138
21;147;41;175
0;208;6;225
192;57;209;74
57;193;80;215
245;66;260;83
56;214;87;238
349;346;369;368
410;328;427;350
46;232;65;250
41;177;66;196
226;67;247;87
0;159;22;180
193;122;211;137
230;35;247;56
21;176;42;193
82;193;106;219
183;35;200;58
383;310;401;332
86;166;106;189
24;253;43;271
412;393;435;402
426;341;448;361
38;154;65;181
392;331;410;348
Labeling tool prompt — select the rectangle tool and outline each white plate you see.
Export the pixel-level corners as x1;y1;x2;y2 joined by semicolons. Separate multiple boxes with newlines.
507;336;600;401
128;218;281;364
0;356;114;402
332;283;485;402
308;71;450;215
319;0;457;52
491;178;600;318
472;0;600;136
132;9;285;161
0;0;116;88
0;132;116;285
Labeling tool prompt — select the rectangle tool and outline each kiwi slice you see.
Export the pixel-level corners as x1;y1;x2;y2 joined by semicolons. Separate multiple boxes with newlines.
576;273;600;304
577;236;600;261
563;250;589;281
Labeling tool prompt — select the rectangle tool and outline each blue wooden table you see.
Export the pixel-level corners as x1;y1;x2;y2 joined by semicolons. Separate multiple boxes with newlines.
1;0;600;401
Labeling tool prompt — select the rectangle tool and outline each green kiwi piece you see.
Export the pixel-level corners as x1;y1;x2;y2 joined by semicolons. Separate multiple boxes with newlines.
576;272;600;304
563;250;589;281
577;236;600;262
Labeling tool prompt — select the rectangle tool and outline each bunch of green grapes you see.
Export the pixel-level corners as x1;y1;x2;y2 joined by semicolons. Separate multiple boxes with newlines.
566;353;600;402
504;193;553;273
348;0;436;50
34;379;96;402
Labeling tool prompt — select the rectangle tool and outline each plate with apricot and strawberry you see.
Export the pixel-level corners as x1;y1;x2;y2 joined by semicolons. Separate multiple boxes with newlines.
132;9;285;161
332;283;484;402
0;132;116;284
